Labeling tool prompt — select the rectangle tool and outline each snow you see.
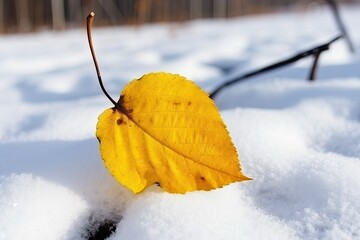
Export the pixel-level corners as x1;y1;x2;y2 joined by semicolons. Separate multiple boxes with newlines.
1;4;360;240
0;174;88;239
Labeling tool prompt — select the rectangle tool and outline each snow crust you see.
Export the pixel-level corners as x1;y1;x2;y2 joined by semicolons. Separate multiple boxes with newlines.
1;4;360;240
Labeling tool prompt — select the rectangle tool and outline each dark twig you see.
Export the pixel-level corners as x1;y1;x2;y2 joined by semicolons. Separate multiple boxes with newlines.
308;50;321;81
87;12;119;107
326;0;355;53
209;35;343;99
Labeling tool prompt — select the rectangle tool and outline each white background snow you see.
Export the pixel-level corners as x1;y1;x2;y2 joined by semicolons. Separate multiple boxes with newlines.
1;4;360;240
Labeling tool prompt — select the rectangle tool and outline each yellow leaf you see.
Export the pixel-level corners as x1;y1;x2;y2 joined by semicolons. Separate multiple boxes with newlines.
96;72;250;194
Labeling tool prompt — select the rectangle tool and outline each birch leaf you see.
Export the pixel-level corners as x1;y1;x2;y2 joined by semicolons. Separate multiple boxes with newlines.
96;72;250;194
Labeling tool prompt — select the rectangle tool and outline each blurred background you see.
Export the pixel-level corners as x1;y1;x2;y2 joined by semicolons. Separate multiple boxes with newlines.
0;0;358;34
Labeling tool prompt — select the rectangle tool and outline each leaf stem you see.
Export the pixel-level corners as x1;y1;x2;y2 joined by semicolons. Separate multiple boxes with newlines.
86;12;118;107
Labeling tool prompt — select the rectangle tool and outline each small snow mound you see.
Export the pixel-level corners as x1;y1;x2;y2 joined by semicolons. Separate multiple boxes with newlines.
0;174;88;240
111;186;298;240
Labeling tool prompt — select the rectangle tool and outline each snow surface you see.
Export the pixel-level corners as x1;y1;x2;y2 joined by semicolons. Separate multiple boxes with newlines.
1;4;360;240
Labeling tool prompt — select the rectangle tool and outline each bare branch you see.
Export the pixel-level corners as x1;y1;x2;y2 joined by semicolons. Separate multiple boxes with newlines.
209;35;343;99
326;0;355;53
308;50;321;81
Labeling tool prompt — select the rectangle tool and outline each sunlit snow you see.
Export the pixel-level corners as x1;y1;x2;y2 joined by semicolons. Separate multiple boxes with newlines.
1;4;360;240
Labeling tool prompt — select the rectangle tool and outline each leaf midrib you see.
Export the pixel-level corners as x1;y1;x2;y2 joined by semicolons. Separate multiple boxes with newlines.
117;107;241;179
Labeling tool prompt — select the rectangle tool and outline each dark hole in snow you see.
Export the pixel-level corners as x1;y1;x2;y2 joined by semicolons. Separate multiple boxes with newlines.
82;216;122;240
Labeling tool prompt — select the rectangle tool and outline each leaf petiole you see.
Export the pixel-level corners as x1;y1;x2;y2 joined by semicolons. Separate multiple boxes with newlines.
86;12;119;108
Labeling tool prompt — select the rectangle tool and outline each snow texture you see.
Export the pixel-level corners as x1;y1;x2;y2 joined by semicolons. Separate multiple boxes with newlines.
1;4;360;240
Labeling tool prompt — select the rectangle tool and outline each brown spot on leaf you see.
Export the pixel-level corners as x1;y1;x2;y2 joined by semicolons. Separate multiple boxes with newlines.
117;94;133;114
117;119;124;125
188;101;192;106
173;101;181;106
118;95;125;106
200;176;206;181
